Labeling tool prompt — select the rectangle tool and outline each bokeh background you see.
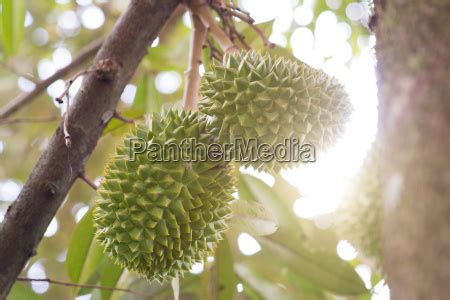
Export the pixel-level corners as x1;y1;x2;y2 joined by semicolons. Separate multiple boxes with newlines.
0;0;383;299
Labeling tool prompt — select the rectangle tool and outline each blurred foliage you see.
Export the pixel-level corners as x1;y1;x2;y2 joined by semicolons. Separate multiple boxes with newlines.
0;0;380;299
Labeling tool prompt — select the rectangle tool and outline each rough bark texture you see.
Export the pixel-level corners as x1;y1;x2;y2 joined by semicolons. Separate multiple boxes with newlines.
0;0;180;297
374;0;450;299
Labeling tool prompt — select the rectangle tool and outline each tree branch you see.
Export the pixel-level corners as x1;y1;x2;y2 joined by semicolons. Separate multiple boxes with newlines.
0;116;59;125
0;0;180;297
16;277;156;298
0;61;38;83
78;172;99;191
193;1;237;53
0;38;103;120
182;0;208;110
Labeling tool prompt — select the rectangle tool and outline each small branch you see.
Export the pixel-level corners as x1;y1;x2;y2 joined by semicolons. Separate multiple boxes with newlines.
210;1;254;24
57;69;98;148
223;1;247;14
248;22;275;48
192;1;238;53
206;37;224;61
0;61;38;83
0;116;59;125
113;111;135;124
55;69;93;104
183;1;208;110
0;38;103;120
79;173;99;191
63;103;71;148
215;7;251;50
227;8;255;24
210;0;273;49
16;278;154;298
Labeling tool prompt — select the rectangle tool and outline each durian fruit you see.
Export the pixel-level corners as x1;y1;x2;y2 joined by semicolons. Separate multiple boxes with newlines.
94;110;235;282
199;51;352;173
334;145;382;270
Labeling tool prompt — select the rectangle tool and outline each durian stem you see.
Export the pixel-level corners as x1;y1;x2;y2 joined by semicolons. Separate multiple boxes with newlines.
182;3;208;110
183;0;238;110
193;1;238;53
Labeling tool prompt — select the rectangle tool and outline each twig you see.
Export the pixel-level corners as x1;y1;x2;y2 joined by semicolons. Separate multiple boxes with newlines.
248;22;275;48
63;103;71;148
209;0;273;49
223;1;247;14
55;69;93;104
0;116;59;125
16;278;154;298
183;0;208;110
79;172;99;191
56;68;97;148
214;5;251;50
206;38;224;61
0;61;38;84
113;111;135;124
192;1;238;53
0;37;103;120
210;1;254;24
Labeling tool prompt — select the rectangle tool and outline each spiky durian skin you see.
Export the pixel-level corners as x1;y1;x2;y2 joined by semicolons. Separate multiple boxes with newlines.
94;111;235;282
199;51;352;173
335;146;381;270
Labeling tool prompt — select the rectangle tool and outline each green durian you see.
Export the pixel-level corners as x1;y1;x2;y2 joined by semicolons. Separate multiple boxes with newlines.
94;110;235;282
199;51;352;173
334;145;382;270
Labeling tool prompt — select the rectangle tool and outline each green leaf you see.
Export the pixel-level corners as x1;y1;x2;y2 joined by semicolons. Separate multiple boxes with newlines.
202;47;213;72
79;241;104;285
133;74;149;112
66;208;103;288
229;199;278;236
147;45;186;72
240;174;300;228
237;175;257;202
215;237;237;300
99;259;124;300
237;20;274;49
268;45;297;61
235;260;294;300
102;111;141;136
239;282;264;300
0;0;26;55
149;75;162;114
236;250;326;300
258;227;367;296
8;283;43;300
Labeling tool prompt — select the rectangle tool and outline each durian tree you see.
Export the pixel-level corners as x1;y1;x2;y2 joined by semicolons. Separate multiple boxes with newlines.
373;0;450;298
2;0;447;299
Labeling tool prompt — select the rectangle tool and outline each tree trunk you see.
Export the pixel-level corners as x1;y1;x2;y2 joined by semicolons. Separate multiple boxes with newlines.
0;1;179;298
374;0;450;299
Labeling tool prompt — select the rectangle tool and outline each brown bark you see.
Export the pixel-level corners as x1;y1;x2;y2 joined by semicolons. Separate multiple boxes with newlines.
0;0;180;297
374;0;450;299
